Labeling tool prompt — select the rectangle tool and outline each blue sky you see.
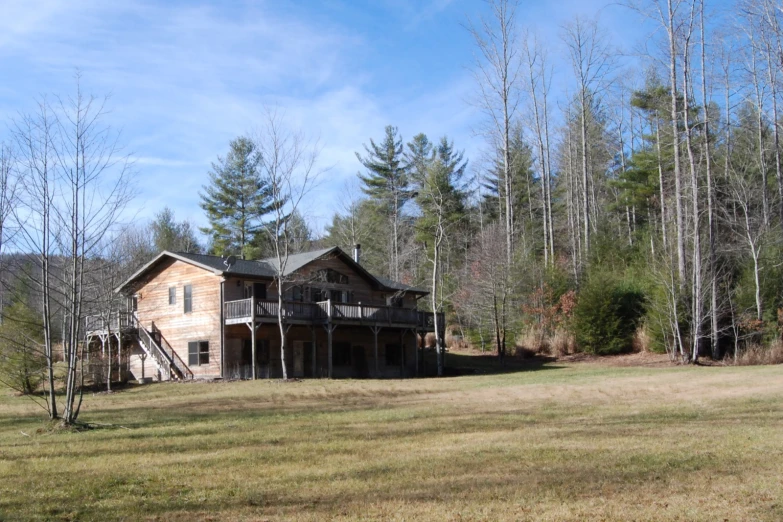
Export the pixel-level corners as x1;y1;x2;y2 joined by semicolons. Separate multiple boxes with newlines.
0;0;660;235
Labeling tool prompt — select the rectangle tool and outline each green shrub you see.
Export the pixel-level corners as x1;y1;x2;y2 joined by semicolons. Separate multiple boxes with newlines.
0;302;46;394
573;272;646;355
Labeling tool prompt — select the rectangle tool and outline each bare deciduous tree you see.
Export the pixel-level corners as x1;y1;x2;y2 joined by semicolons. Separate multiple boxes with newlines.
11;76;134;425
255;107;322;381
466;0;522;265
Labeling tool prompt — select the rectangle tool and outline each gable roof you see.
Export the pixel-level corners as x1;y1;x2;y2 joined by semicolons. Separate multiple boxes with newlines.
374;275;428;294
263;247;338;275
116;247;429;295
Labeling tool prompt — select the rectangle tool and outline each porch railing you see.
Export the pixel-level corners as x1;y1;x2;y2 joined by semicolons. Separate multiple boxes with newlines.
224;298;443;329
84;311;134;334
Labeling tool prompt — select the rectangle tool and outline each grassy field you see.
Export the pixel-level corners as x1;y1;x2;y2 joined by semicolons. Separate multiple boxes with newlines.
1;354;782;521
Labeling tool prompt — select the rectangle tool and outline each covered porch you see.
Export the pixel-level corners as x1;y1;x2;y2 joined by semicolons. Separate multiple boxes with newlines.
222;323;424;379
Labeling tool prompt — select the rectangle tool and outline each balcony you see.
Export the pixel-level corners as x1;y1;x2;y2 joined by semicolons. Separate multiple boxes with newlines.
224;298;442;331
84;311;136;335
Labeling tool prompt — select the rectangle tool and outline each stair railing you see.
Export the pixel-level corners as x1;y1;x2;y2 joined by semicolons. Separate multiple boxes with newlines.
130;312;181;380
151;322;193;380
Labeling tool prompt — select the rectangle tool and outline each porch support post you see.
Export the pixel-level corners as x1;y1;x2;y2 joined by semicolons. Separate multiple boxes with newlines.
326;325;336;378
370;325;382;378
251;295;257;380
327;299;333;378
322;321;338;378
400;329;405;378
311;325;317;378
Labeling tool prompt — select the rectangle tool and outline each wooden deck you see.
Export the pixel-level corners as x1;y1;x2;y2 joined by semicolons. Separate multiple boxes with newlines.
84;312;137;337
224;298;442;331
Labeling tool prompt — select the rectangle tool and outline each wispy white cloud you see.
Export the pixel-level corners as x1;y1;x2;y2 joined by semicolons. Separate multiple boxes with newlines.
0;1;488;235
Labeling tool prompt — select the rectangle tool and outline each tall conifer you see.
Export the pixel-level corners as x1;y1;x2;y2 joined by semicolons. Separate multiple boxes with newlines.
200;137;273;259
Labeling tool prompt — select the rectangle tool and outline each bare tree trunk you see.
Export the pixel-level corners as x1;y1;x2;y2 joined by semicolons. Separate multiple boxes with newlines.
750;42;770;226
523;33;550;265
277;281;288;380
681;3;701;363
668;0;687;284
466;0;521;266
541;67;555;261
700;0;719;359
432;223;443;377
580;88;591;256
14;104;58;420
762;26;783;230
655;115;669;251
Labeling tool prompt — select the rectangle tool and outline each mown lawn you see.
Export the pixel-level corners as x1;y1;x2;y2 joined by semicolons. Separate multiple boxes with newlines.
1;354;782;521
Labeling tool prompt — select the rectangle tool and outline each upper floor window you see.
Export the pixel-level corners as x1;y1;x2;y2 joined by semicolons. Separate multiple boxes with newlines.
331;290;351;303
183;284;192;313
315;268;348;285
168;287;176;305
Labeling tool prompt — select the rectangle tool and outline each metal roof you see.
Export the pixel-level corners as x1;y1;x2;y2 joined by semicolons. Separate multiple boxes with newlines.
116;247;429;295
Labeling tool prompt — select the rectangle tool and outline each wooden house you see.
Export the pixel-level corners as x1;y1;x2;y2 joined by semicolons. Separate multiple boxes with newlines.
86;246;443;381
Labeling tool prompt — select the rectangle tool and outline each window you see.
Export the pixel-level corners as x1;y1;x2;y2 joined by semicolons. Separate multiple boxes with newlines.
332;342;351;366
385;344;402;366
183;285;192;313
315;268;348;285
331;290;351;303
292;286;303;301
387;296;403;308
188;341;209;366
168;287;176;305
312;289;351;303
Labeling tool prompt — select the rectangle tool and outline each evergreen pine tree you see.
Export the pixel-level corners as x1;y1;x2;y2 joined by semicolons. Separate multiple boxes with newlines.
199;137;274;259
356;126;414;279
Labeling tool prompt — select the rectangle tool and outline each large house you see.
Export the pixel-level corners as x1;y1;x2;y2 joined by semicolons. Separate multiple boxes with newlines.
86;246;443;381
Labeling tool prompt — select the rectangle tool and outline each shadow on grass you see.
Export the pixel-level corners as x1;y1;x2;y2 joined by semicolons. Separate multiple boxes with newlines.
4;398;779;521
421;351;565;377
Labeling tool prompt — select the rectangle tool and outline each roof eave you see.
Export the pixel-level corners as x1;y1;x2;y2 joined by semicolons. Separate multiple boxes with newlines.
114;251;223;294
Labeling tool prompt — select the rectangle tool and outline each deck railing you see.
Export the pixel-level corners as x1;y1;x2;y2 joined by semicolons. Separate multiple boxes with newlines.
225;298;443;329
84;311;134;334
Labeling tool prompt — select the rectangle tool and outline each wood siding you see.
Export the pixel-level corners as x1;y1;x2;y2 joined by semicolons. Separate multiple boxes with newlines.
135;259;223;378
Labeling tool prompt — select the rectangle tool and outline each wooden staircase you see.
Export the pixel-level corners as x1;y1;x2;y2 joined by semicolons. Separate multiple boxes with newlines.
131;313;193;381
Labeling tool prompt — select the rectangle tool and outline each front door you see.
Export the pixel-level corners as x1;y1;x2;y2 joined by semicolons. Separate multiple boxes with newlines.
293;341;305;377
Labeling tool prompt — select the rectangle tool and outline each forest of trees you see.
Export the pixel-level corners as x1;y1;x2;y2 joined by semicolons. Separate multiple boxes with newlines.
2;0;783;423
323;0;783;366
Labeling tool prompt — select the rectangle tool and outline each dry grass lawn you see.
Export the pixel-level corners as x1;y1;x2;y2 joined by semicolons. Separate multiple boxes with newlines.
1;354;782;521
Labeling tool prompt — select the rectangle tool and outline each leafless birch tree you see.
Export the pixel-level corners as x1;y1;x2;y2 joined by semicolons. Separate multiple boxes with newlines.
255;108;322;380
